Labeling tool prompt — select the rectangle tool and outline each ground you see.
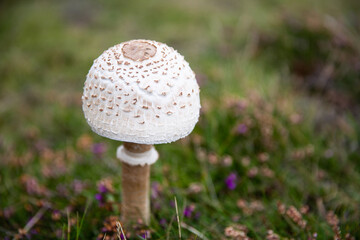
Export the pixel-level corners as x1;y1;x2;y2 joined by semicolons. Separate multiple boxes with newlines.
0;0;359;239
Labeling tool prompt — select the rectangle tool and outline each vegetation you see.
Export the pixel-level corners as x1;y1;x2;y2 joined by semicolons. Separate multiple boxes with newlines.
0;0;359;239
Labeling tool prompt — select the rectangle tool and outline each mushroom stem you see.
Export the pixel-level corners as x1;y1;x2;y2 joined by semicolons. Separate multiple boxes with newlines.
120;142;152;225
123;142;152;153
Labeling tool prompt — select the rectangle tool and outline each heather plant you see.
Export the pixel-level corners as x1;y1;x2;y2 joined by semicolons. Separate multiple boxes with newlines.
0;0;359;239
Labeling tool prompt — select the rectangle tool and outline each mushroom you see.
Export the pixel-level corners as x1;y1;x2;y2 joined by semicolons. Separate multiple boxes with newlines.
82;39;201;225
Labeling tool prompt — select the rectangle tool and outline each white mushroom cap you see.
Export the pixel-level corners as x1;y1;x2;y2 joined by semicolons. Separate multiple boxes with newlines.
82;40;201;144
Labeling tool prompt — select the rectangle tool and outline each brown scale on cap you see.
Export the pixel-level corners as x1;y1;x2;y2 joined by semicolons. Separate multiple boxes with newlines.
122;41;157;62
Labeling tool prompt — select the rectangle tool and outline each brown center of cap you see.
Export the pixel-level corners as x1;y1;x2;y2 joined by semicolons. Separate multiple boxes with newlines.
122;41;157;62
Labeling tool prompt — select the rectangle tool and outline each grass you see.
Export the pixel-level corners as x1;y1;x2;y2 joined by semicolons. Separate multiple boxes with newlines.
0;0;360;239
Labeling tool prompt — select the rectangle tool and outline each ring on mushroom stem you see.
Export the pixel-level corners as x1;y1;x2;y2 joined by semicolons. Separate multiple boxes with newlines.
82;39;201;226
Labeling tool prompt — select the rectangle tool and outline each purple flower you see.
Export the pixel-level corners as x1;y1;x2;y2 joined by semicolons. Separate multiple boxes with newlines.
151;182;161;199
30;229;38;235
159;218;167;227
92;143;107;157
3;207;15;218
225;173;237;190
95;193;104;205
98;183;108;194
236;123;248;135
95;193;103;201
183;205;195;218
73;179;86;194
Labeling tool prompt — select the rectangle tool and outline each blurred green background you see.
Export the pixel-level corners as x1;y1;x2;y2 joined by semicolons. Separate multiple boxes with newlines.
0;0;360;239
